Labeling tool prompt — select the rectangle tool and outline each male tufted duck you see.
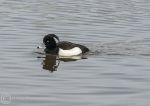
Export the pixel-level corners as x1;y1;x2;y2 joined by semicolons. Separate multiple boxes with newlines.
43;34;89;56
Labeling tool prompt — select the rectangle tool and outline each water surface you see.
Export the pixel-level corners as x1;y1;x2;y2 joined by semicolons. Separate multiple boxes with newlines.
1;0;150;106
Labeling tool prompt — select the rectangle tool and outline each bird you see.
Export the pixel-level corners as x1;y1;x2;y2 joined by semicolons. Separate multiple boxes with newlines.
43;34;89;57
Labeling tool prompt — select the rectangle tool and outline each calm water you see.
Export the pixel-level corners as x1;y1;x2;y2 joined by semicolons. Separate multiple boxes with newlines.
1;0;150;106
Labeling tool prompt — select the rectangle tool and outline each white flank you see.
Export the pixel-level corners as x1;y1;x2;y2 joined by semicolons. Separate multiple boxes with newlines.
58;47;82;57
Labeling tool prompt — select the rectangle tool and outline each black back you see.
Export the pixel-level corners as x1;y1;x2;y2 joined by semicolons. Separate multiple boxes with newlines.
57;41;89;53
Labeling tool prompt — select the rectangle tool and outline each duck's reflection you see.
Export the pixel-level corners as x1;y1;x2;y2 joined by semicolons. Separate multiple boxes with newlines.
42;54;87;72
42;54;59;72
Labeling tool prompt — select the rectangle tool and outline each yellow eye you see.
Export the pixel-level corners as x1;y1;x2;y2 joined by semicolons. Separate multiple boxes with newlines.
46;40;50;43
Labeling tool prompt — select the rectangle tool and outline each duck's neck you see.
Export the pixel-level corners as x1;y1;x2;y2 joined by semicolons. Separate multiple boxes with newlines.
45;47;59;54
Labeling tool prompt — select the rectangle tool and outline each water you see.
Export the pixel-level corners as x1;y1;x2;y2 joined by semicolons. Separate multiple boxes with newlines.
1;0;150;106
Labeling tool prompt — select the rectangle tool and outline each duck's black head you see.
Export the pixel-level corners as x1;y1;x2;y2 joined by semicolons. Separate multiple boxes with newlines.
43;34;59;50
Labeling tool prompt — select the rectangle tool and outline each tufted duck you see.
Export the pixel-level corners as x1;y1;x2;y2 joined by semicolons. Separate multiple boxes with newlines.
43;34;89;56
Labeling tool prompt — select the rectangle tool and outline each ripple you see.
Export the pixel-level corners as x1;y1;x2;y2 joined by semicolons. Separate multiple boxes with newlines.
1;0;150;106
